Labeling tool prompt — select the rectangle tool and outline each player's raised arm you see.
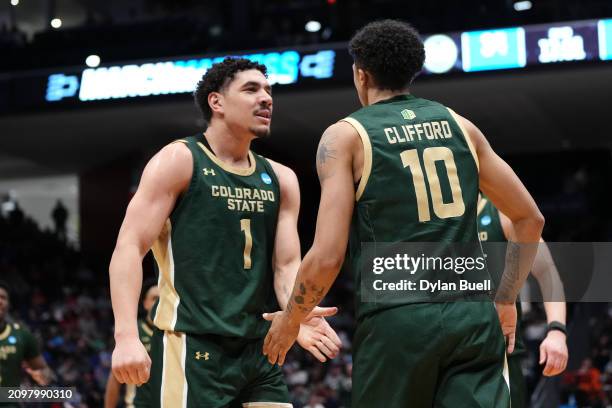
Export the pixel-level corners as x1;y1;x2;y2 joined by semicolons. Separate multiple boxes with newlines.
457;113;544;352
266;160;342;362
263;121;356;365
109;142;192;385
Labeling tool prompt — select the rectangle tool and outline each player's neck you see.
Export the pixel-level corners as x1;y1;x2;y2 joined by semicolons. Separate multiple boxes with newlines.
203;124;253;168
366;88;410;106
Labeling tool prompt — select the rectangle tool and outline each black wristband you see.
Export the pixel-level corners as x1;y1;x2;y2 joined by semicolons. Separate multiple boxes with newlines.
547;321;567;335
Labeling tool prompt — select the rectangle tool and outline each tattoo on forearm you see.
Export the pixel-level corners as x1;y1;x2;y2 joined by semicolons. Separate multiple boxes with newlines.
496;241;535;303
288;280;327;315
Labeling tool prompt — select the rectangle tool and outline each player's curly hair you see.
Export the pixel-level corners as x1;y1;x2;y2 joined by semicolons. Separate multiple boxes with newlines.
194;57;267;123
349;19;425;91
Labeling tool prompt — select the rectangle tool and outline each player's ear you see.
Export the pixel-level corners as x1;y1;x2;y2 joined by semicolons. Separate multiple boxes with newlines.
357;68;369;89
208;92;224;116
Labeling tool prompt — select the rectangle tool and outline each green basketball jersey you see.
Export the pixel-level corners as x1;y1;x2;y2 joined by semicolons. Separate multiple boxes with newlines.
478;196;526;355
127;319;154;407
151;135;280;338
0;322;39;387
345;94;485;318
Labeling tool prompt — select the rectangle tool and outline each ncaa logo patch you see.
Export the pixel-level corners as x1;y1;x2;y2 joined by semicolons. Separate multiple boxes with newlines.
261;173;272;184
8;336;16;344
480;215;492;226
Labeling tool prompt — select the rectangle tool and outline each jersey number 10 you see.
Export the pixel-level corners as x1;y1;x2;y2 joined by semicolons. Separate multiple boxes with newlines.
400;146;465;222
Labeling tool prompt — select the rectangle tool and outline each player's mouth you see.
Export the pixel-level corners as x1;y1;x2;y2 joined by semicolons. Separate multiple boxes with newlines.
254;109;271;124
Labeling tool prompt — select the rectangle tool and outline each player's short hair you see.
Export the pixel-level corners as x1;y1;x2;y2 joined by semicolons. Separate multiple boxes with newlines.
194;57;268;123
348;19;425;91
0;280;10;301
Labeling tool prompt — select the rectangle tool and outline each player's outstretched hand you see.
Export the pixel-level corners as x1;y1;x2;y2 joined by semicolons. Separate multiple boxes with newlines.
112;336;151;385
539;330;568;376
495;302;517;354
297;311;342;362
262;310;300;366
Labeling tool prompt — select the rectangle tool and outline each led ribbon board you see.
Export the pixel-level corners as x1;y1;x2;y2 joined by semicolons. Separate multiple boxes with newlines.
422;18;610;74
42;18;612;105
46;50;336;102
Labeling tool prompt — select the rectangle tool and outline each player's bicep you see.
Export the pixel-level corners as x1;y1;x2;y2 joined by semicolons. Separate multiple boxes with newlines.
463;117;540;223
115;144;192;255
312;123;356;257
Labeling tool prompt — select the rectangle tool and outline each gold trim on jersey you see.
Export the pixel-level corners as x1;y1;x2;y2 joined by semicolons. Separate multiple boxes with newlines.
242;403;293;407
503;352;511;398
141;321;154;337
152;220;180;331
0;324;12;340
341;117;372;202
477;197;488;216
447;108;479;172
125;384;136;407
171;139;188;144
197;140;256;176
161;331;188;408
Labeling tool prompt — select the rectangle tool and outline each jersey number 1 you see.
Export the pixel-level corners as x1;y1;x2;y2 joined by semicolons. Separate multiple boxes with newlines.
400;146;465;222
240;219;253;269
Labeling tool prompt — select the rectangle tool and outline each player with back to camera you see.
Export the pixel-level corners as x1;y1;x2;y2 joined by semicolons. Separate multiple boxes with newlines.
262;20;544;407
109;57;341;408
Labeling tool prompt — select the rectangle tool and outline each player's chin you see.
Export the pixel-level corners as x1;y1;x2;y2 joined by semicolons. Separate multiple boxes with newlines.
250;125;271;139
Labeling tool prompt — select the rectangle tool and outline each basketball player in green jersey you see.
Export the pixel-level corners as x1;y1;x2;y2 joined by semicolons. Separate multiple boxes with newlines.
0;281;52;408
109;58;341;408
105;280;158;408
478;196;568;407
263;20;545;407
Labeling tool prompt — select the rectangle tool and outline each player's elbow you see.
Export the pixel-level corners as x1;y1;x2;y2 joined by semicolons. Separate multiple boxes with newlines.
316;253;345;275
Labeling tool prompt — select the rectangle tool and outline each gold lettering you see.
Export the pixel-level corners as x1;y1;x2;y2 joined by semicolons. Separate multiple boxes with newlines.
414;123;424;140
235;188;243;199
407;125;418;140
252;189;261;200
441;121;452;138
432;122;444;139
211;185;219;196
243;189;252;200
401;125;413;141
394;127;406;143
384;128;397;144
228;199;236;210
257;201;264;212
423;122;434;140
220;186;229;197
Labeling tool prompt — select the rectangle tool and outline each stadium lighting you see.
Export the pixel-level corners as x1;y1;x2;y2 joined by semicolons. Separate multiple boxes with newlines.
305;21;322;33
50;18;62;29
85;55;101;68
514;1;532;11
10;0;19;6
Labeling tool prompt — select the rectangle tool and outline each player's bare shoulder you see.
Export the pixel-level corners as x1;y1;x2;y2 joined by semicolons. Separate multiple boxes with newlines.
266;158;300;202
139;140;193;196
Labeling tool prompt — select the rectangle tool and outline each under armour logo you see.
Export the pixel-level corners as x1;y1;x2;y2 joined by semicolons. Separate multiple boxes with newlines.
203;168;216;176
195;351;209;360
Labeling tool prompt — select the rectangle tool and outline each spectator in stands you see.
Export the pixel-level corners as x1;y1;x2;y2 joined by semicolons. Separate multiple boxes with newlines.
52;199;68;241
